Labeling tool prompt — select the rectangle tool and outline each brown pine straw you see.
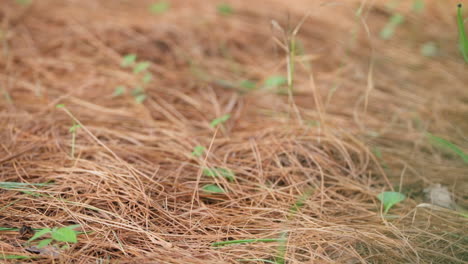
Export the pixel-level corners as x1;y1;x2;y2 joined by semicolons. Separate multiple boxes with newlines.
0;0;467;263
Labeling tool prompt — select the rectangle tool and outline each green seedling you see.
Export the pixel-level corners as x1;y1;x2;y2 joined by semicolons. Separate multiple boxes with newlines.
1;254;35;260
203;167;235;182
377;191;406;214
420;41;438;57
69;123;81;159
457;4;468;63
15;0;32;5
239;80;256;90
380;13;405;40
217;3;234;15
150;2;170;14
28;225;81;248
210;114;231;127
264;76;287;88
427;133;468;163
191;145;206;157
113;86;126;97
212;238;281;247
412;0;425;13
201;184;225;194
119;54;154;103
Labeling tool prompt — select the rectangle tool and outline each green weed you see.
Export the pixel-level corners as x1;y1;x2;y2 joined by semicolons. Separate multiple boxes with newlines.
380;13;405;40
377;191;406;214
150;2;170;14
203;167;235;182
427;133;468;163
457;4;468;63
217;3;234;16
56;104;81;158
210;114;231;127
117;54;153;103
191;145;206;157
28;224;81;249
201;184;225;194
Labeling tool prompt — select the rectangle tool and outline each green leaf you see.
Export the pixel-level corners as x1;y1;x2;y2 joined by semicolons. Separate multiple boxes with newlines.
1;254;34;260
201;184;226;194
51;227;78;243
121;54;137;67
150;2;170;14
37;238;53;248
412;0;425;12
377;191;406;214
457;4;468;63
212;238;281;247
203;167;235;182
264;76;287;88
113;86;126;96
69;124;81;133
218;3;234;15
191;145;206;157
131;87;144;96
380;13;405;40
427;133;468;163
28;228;52;242
55;104;65;108
0;182;50;191
420;41;438;57
142;73;153;84
210;114;231;127
15;0;32;6
133;61;151;74
239;80;256;90
134;94;147;104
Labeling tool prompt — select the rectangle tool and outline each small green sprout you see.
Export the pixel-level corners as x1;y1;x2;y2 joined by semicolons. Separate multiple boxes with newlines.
203;167;235;182
15;0;32;6
264;76;287;88
457;3;468;63
380;13;405;40
0;255;35;260
210;114;231;127
420;41;438;57
412;0;425;13
142;73;153;84
150;2;170;14
217;3;234;15
113;86;126;97
69;123;81;159
201;184;225;194
377;191;406;214
239;80;256;90
427;133;468;163
134;94;147;104
121;54;137;67
191;145;206;157
28;225;81;248
133;61;151;74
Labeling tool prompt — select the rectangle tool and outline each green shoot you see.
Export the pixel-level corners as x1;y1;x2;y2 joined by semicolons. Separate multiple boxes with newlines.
275;231;288;264
210;114;231;127
457;4;468;63
264;76;287;88
28;225;81;248
420;41;438;57
69;123;80;159
1;254;35;260
380;13;405;40
0;182;50;191
201;184;225;194
142;73;153;84
134;94;147;104
377;191;406;214
133;61;151;74
121;54;137;67
203;167;235;182
15;0;32;6
239;80;256;90
113;86;126;97
412;0;425;13
191;145;206;157
212;238;281;247
217;3;234;15
150;2;170;14
427;133;468;163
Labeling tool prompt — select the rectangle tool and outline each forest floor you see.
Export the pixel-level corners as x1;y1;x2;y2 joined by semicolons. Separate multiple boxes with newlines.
0;0;467;263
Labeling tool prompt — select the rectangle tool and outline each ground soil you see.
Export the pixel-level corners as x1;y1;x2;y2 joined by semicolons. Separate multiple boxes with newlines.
0;0;467;263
